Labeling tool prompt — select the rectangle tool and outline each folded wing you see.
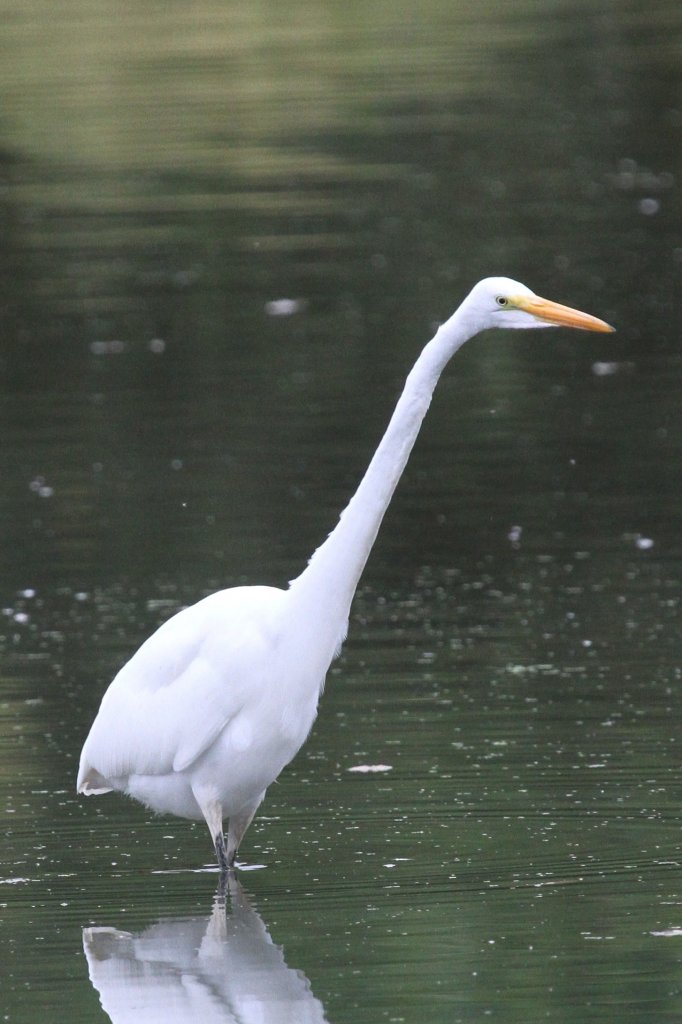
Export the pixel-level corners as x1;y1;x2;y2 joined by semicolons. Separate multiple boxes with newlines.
77;586;287;790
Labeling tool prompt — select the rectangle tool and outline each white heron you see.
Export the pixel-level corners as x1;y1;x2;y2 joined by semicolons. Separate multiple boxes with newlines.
77;277;614;872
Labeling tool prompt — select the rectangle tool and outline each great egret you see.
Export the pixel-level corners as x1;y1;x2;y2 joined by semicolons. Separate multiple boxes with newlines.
77;277;614;872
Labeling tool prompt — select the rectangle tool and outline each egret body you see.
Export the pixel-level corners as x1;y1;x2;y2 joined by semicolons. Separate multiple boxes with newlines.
77;278;613;871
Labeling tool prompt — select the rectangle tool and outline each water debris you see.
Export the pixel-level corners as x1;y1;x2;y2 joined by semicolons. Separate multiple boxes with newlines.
264;298;304;317
507;524;522;545
29;476;54;498
621;532;655;551
638;197;660;215
635;536;654;551
90;340;126;355
348;764;393;774
506;663;558;676
591;361;634;377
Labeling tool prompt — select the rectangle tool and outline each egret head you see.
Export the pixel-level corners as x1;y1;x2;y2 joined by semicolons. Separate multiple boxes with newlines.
464;277;615;333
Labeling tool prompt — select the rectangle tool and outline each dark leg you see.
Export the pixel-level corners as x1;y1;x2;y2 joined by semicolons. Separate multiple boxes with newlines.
226;793;265;866
214;832;231;874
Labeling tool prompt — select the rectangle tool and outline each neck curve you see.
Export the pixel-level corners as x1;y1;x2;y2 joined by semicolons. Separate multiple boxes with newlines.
285;304;474;656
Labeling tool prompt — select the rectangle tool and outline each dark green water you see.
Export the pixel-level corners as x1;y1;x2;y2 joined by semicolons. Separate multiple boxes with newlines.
2;1;681;1021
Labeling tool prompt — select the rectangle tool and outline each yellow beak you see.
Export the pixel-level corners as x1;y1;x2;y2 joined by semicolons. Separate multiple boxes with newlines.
513;294;615;333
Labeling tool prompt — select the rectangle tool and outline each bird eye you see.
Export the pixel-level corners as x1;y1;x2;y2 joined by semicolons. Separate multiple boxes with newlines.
495;296;508;307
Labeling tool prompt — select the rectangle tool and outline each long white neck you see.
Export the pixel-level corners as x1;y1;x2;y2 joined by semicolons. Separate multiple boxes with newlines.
286;304;477;656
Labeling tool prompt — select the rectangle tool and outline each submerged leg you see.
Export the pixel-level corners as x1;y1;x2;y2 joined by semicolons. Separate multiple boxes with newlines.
195;793;230;873
214;832;230;874
226;793;265;866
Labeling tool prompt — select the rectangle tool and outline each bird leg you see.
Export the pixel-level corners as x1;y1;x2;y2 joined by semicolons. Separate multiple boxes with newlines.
214;831;231;874
226;794;264;867
196;792;232;874
197;789;264;872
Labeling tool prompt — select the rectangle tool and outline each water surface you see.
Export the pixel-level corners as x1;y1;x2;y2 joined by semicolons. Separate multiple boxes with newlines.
1;1;682;1021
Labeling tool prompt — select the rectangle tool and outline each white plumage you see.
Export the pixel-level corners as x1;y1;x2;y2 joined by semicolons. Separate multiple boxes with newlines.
78;277;613;871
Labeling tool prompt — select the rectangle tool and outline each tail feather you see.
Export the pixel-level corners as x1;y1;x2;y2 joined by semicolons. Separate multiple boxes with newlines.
77;764;113;795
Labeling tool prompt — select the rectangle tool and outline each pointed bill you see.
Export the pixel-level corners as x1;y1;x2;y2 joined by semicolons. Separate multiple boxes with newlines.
514;294;615;333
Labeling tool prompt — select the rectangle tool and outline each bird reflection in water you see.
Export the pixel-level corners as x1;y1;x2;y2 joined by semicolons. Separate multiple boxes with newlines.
83;875;329;1023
